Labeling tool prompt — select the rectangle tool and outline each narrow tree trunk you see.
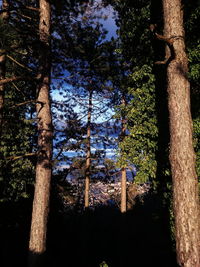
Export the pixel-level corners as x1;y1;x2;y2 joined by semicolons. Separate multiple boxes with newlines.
0;0;9;135
121;96;127;213
121;167;126;212
29;0;52;256
84;89;92;208
163;0;200;266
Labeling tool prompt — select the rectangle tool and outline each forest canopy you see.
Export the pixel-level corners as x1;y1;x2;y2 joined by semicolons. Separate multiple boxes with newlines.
0;0;199;266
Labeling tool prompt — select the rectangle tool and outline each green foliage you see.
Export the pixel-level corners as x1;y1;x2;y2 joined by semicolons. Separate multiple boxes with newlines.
114;0;200;187
0;93;36;202
118;65;158;183
113;1;158;184
186;2;200;178
193;115;200;178
0;18;20;50
99;261;109;267
0;4;37;202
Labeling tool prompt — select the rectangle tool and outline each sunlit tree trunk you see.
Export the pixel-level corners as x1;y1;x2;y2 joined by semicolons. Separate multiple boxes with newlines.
121;95;127;213
84;89;92;208
0;0;9;135
163;0;200;265
29;0;53;257
121;167;126;212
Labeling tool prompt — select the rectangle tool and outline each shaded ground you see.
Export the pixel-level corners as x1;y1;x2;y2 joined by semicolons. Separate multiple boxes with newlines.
0;192;177;267
47;191;177;267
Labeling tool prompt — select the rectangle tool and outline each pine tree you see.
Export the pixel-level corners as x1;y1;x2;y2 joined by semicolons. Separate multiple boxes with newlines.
161;0;200;265
29;0;53;259
85;89;92;207
120;95;127;213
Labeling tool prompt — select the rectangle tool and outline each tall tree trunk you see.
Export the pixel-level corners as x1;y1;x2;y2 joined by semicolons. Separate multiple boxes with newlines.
121;167;126;212
29;0;52;257
163;0;200;265
121;95;127;213
84;89;92;208
0;0;9;136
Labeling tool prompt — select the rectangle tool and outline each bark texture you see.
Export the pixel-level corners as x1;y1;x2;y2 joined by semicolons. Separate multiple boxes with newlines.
29;0;52;254
84;90;92;208
163;0;200;266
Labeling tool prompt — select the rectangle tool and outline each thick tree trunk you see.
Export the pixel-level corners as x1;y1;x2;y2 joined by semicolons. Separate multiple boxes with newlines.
121;96;127;213
163;0;200;266
29;0;52;256
84;90;92;208
0;0;9;135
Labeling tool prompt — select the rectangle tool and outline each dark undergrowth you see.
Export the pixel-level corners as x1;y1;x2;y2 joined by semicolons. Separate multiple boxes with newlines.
0;191;177;267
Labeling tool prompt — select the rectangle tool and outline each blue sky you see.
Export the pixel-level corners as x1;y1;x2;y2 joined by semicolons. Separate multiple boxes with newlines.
97;2;118;40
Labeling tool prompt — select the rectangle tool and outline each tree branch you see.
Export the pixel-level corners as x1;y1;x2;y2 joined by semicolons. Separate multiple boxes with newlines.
12;82;26;96
7;55;33;72
6;152;36;161
149;24;184;45
0;75;40;85
10;100;36;108
0;6;39;14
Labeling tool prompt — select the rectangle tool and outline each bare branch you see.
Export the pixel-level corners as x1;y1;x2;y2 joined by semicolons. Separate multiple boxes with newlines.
10;100;36;108
6;152;36;161
7;55;33;72
12;82;26;96
0;75;40;85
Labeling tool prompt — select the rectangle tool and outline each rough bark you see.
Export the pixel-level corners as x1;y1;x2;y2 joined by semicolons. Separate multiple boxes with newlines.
29;0;52;255
84;89;93;208
121;96;127;213
163;0;200;266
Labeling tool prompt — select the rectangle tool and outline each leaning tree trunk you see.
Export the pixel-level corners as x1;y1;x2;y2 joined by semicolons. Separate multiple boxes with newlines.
121;95;127;213
29;0;52;258
163;0;200;266
84;89;93;208
0;0;9;136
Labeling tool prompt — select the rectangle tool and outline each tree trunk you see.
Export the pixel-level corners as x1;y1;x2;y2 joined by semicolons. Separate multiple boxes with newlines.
84;89;92;208
121;96;127;213
29;0;52;257
121;167;126;212
163;0;200;266
0;0;9;135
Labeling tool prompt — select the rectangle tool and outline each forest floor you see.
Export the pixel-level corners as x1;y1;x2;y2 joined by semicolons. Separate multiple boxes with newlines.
1;192;178;267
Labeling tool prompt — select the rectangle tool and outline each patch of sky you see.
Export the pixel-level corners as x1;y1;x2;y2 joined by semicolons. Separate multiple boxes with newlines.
68;0;118;42
92;0;118;41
